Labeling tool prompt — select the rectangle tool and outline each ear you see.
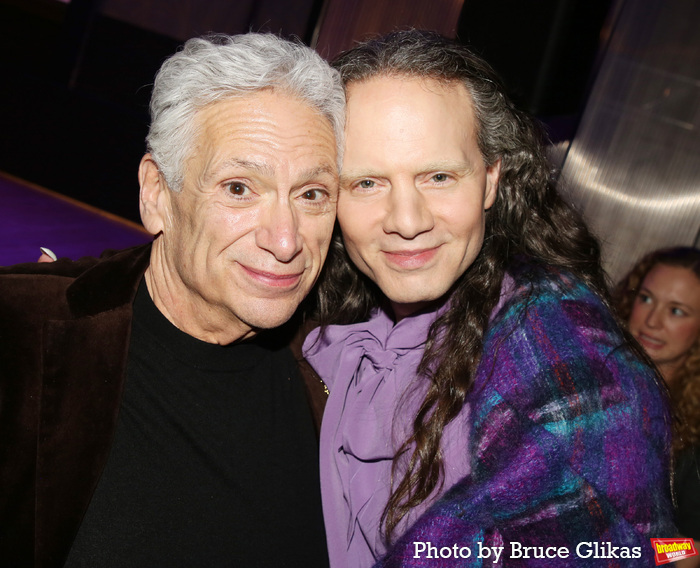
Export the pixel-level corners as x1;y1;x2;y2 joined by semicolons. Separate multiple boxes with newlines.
139;154;170;236
484;158;501;210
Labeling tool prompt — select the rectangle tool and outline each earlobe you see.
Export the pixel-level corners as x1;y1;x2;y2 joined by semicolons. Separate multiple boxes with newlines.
139;154;169;236
484;158;501;210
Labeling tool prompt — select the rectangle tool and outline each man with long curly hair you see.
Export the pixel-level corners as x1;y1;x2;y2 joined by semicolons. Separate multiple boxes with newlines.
305;30;676;567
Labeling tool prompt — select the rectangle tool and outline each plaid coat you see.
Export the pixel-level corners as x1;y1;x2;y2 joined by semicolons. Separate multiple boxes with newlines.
377;264;675;567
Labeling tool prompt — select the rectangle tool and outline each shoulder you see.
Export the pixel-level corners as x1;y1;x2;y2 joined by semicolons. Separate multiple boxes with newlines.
475;261;663;422
468;262;671;495
485;260;629;358
0;244;151;319
0;247;122;286
487;262;623;356
494;262;608;321
0;258;99;322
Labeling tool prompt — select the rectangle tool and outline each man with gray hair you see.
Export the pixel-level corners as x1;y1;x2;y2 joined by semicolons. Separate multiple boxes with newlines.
0;33;343;566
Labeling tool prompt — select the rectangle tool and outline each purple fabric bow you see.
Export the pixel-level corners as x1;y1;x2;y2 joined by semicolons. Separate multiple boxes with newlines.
304;306;471;568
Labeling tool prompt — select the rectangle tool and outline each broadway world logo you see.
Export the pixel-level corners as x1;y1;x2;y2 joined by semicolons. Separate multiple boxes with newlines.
651;538;698;565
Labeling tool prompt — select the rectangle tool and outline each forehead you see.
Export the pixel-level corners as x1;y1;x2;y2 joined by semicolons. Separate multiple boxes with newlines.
343;75;480;165
186;90;338;180
644;264;700;304
346;73;472;102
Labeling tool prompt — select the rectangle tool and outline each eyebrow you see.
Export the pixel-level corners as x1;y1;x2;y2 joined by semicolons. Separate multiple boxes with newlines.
340;168;382;185
296;165;338;185
340;160;477;184
671;301;696;312
420;160;477;174
640;286;697;311
206;159;336;185
206;158;274;182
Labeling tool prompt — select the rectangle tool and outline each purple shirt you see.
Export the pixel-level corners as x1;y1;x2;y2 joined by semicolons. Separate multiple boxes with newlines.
304;305;471;568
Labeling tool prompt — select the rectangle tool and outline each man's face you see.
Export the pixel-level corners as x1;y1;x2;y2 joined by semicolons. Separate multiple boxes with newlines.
144;90;338;342
337;76;500;319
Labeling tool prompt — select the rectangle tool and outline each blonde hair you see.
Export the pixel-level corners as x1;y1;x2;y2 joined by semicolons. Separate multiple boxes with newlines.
615;247;700;454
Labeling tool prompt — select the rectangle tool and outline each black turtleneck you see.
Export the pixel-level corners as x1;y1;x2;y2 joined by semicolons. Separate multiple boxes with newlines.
65;280;328;567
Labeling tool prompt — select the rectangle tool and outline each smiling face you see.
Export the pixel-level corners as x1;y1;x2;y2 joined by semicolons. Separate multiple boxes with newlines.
140;90;338;343
337;76;500;319
628;263;700;381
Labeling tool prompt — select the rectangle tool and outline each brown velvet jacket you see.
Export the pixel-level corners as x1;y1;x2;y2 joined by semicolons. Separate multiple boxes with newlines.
0;244;328;567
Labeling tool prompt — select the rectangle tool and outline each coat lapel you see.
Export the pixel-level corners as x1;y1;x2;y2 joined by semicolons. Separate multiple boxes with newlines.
34;245;151;567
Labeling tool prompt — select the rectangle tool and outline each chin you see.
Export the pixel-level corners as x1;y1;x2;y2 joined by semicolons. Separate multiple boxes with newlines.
387;287;449;306
242;302;301;331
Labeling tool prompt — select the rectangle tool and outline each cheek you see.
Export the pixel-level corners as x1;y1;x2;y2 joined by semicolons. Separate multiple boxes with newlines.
447;209;486;254
628;306;644;329
340;234;369;274
442;192;486;232
205;206;260;254
337;204;371;254
336;223;374;279
165;200;213;258
304;216;336;262
671;320;700;349
336;195;355;224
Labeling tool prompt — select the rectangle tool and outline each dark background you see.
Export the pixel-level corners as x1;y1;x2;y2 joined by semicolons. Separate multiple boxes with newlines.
0;0;612;223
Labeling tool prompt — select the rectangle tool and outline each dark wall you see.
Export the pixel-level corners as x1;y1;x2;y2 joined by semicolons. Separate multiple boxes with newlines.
0;0;611;221
458;0;613;126
0;0;323;222
0;1;181;221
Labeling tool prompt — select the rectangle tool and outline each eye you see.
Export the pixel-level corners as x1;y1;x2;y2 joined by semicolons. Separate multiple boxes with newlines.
432;173;451;183
671;307;687;317
296;187;333;212
344;177;381;193
301;188;326;201
226;182;251;197
637;293;651;304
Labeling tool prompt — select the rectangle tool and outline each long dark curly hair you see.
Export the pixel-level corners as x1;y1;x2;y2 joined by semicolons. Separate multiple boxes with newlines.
615;247;700;455
313;30;618;542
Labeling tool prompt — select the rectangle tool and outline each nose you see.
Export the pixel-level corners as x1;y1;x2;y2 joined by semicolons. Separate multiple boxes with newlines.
255;199;303;263
382;181;434;239
645;306;662;329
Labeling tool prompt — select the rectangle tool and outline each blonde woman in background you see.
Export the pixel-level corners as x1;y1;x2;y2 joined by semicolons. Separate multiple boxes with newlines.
617;247;700;565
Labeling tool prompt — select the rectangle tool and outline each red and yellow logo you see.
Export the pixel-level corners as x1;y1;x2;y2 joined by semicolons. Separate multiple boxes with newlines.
651;538;698;565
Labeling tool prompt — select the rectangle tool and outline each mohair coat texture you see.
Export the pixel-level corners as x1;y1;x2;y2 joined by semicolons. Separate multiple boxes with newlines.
0;244;327;567
376;264;676;567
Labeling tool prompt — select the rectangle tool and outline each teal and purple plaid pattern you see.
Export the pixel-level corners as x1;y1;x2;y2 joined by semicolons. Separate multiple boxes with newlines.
378;265;675;567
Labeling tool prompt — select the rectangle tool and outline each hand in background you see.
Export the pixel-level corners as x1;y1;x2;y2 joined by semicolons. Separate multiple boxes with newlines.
37;247;57;263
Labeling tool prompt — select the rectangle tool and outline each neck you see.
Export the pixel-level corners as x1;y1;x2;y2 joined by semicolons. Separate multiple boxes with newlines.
658;357;687;385
390;299;439;322
146;241;255;345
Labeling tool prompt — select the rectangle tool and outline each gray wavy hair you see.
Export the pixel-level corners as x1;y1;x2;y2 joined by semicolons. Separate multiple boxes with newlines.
146;33;345;192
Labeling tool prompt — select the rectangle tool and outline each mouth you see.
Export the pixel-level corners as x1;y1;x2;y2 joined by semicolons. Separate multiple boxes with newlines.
635;332;665;351
239;264;304;289
382;246;440;269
